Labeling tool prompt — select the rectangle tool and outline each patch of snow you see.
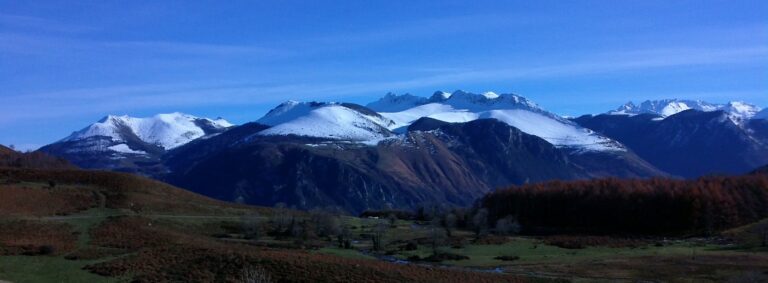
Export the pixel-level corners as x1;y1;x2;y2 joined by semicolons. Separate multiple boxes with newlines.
482;91;500;99
660;102;692;117
107;144;146;155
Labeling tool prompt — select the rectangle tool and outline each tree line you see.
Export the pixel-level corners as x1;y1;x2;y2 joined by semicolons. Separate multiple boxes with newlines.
479;174;768;235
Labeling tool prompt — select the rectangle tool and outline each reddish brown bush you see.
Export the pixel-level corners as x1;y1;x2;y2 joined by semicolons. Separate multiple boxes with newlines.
0;220;77;255
0;185;97;216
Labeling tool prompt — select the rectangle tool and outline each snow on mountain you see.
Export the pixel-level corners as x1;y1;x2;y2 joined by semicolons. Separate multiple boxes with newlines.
720;101;762;124
107;144;147;155
256;103;393;142
608;99;762;124
366;93;428;112
377;91;623;151
609;99;721;117
62;112;232;152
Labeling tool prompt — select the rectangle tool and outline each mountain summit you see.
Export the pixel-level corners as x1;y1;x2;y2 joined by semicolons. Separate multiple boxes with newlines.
40;112;231;171
368;91;623;152
608;99;762;124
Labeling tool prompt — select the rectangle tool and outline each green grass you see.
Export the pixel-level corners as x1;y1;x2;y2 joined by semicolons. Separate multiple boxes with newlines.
315;247;378;260
0;256;124;283
51;208;125;248
393;237;736;267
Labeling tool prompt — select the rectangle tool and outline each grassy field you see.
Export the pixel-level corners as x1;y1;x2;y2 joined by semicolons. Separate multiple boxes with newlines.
1;173;767;282
0;256;125;283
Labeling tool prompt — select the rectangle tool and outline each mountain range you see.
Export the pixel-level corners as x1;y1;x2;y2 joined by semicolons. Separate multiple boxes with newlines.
35;91;768;213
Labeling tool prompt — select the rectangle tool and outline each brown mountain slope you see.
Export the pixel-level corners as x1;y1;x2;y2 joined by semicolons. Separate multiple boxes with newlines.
0;145;75;169
0;168;268;216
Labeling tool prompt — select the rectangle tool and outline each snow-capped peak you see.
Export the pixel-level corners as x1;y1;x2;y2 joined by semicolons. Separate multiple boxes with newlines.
256;102;393;142
607;99;762;124
373;91;623;152
721;101;762;124
63;112;232;150
365;93;429;112
607;99;719;117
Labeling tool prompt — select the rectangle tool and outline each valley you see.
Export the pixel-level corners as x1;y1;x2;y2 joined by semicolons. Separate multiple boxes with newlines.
1;167;767;282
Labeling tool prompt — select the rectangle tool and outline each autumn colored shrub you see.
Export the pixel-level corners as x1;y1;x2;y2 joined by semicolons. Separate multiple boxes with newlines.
0;220;77;255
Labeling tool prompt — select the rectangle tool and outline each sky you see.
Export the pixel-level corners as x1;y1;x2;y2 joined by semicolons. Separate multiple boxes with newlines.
1;0;767;150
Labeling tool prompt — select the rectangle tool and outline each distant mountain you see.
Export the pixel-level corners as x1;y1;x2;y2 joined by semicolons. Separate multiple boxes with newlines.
37;91;701;213
574;110;768;178
164;117;662;213
39;113;231;173
608;99;762;125
154;92;663;213
609;99;721;117
370;90;624;152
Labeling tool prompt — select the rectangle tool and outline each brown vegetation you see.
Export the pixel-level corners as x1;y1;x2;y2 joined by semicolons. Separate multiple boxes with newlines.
0;145;75;169
0;220;77;255
481;175;768;235
0;185;97;216
0;168;273;215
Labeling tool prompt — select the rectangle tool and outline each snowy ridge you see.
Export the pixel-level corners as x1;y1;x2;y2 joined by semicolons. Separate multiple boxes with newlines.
257;103;393;143
63;112;232;152
257;91;624;151
721;101;762;124
365;91;621;151
366;93;428;112
609;99;762;124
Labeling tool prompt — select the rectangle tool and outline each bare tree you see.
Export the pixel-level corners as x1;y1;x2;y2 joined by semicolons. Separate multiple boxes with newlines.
387;213;398;228
241;212;262;240
337;225;353;249
495;215;521;236
757;221;768;247
371;220;389;251
430;216;446;256
271;202;291;234
240;265;272;283
443;212;457;237
310;208;341;238
471;208;489;238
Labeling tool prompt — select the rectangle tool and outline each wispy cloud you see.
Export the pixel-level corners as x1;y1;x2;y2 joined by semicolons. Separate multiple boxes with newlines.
0;32;283;57
3;44;766;125
0;13;98;34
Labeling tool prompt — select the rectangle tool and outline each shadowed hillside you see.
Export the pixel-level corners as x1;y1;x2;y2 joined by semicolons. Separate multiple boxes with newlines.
0;145;75;169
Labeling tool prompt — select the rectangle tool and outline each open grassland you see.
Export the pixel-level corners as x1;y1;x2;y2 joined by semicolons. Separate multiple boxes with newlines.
0;169;528;282
1;168;766;282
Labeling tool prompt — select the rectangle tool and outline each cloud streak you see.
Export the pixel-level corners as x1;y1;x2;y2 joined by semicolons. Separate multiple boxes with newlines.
3;44;766;125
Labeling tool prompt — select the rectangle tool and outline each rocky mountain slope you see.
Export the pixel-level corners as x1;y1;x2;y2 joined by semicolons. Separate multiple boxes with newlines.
574;110;768;178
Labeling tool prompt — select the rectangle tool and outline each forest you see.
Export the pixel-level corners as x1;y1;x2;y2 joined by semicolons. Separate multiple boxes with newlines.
480;173;768;235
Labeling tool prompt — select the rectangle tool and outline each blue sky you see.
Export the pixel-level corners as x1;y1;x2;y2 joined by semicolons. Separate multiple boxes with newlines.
1;0;767;150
